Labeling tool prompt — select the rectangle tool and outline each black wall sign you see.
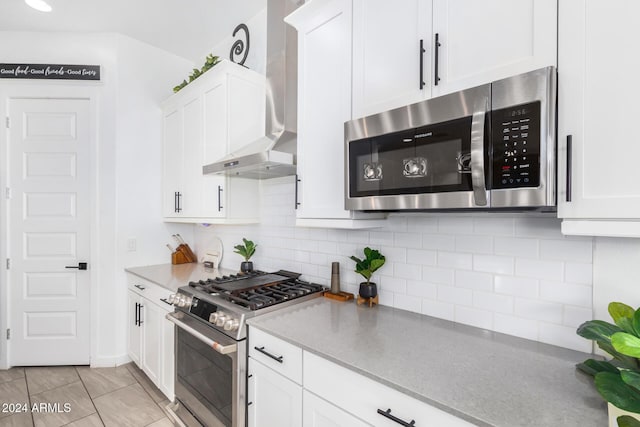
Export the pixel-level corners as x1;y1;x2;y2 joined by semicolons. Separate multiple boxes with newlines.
229;24;250;66
0;64;101;81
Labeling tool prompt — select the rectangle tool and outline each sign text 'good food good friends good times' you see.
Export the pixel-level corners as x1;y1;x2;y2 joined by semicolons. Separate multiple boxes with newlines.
0;64;100;81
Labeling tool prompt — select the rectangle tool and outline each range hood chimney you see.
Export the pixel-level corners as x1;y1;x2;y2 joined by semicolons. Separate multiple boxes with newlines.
203;0;301;179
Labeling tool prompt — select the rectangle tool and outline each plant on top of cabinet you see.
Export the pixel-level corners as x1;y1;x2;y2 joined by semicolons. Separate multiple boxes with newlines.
234;238;257;272
576;302;640;427
173;54;221;93
350;247;385;299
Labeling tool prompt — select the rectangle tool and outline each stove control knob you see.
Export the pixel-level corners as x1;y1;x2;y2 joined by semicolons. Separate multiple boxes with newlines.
167;294;177;304
215;313;227;327
209;312;220;324
223;318;239;331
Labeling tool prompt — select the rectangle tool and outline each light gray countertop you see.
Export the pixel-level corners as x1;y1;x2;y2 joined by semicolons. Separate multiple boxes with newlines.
247;298;607;427
125;263;236;292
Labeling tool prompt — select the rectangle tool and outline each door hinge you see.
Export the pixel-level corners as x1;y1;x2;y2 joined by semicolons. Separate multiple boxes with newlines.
5;117;9;129
5;259;9;270
6;329;10;340
5;187;11;200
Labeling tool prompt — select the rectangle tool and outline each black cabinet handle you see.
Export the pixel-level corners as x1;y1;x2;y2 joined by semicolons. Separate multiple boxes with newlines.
138;304;144;326
254;346;284;363
134;284;146;291
134;302;139;326
566;135;572;202
177;192;182;213
174;191;179;213
419;39;426;90
217;185;223;212
377;409;416;427
294;175;301;210
434;33;441;86
160;298;172;306
65;262;87;270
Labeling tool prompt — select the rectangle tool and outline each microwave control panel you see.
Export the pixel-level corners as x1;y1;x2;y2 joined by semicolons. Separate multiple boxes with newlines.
491;101;540;189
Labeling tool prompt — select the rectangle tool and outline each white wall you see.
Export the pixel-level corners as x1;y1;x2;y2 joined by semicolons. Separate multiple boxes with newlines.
0;31;194;367
195;176;595;353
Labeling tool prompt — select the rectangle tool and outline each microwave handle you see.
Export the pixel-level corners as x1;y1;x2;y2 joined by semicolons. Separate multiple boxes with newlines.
470;99;488;206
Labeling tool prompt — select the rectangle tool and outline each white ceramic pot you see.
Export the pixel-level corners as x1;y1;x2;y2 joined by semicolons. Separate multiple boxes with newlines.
609;402;640;426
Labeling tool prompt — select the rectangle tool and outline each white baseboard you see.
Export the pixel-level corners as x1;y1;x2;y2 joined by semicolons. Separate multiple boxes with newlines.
90;354;131;368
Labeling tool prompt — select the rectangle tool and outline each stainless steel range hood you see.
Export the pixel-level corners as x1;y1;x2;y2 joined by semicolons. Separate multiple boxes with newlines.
203;0;300;179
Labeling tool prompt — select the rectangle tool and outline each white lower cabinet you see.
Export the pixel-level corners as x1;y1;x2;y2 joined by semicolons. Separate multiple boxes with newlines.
248;358;302;427
127;276;174;400
303;391;369;427
248;327;472;427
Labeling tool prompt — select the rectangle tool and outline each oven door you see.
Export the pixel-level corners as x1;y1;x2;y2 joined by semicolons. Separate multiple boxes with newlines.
166;311;246;427
345;84;491;210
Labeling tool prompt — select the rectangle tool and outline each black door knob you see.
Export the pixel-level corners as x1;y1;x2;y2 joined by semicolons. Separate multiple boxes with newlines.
65;262;88;270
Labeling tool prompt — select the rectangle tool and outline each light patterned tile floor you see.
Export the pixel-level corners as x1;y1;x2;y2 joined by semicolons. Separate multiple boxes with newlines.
0;364;173;427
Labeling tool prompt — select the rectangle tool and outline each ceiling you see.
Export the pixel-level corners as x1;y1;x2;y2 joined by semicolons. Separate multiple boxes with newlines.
0;0;266;62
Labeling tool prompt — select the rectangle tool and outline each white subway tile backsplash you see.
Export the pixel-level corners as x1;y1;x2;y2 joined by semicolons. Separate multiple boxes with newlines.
455;235;493;254
473;255;514;275
393;263;422;280
423;234;455;251
494;276;539;298
196;179;595;353
438;217;474;235
494;237;538;258
514;299;563;324
406;249;437;266
515;259;564;281
438;252;473;270
422;266;455;285
493;314;539;341
455;306;493;330
455;270;493;291
393;232;423;249
565;262;593;285
473;291;514;314
421;299;455;321
539;281;592;308
540;239;593;263
563;305;592;328
407;280;437;299
394;294;422;314
437;285;472;306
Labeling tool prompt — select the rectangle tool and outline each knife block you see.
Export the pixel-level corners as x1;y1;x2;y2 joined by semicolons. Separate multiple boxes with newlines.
171;243;196;265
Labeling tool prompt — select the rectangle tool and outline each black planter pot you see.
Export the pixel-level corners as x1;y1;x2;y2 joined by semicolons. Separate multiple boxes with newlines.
359;282;377;299
240;261;254;272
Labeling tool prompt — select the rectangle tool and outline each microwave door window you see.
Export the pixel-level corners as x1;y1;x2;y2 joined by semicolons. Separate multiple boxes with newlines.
349;117;473;198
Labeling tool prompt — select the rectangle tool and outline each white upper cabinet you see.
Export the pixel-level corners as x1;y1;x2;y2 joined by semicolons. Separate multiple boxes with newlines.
286;0;386;228
558;0;640;237
432;0;557;97
161;60;264;224
352;0;432;118
352;0;557;118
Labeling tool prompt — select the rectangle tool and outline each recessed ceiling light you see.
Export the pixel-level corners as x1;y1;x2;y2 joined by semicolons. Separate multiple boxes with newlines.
25;0;52;12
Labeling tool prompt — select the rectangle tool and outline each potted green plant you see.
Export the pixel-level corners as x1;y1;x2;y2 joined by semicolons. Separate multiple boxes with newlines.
577;302;640;427
350;247;385;299
233;238;257;272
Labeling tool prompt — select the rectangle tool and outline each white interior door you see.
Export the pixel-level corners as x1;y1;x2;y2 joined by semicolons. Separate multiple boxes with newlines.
8;97;91;366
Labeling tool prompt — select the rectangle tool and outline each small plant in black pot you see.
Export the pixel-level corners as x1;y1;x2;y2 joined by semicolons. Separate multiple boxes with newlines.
350;247;385;299
233;238;256;272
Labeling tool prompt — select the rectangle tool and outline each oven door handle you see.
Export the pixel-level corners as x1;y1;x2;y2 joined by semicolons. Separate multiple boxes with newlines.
166;312;237;355
470;96;489;207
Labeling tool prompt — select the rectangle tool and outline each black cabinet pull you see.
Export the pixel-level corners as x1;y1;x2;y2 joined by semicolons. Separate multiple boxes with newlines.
177;192;182;213
254;346;284;363
377;408;416;427
294;175;301;210
134;302;139;326
160;298;172;306
434;33;441;86
138;304;144;326
65;262;87;270
566;135;572;202
419;39;426;90
174;191;179;213
134;284;146;291
217;185;223;212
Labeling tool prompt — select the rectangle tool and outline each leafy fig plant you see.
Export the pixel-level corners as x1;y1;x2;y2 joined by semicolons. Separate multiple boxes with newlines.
233;238;256;262
577;302;640;427
350;247;385;285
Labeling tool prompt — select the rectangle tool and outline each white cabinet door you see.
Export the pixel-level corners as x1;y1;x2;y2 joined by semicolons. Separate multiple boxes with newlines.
127;291;141;366
432;0;557;97
140;299;162;385
202;82;227;218
162;105;183;218
181;94;204;218
303;391;370;427
248;358;302;427
159;312;175;400
558;0;640;223
290;0;354;220
352;0;431;119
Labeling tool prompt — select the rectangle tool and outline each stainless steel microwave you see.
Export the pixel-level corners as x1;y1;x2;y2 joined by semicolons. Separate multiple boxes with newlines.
345;66;557;211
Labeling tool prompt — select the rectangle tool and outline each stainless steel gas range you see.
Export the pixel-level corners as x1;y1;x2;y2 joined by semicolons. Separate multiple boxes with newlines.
164;270;325;427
